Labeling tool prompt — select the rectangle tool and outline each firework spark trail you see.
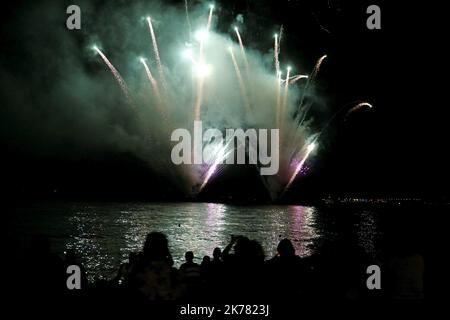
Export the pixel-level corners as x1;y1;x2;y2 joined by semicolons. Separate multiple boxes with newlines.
278;25;283;46
94;47;132;103
193;35;206;121
284;142;316;192
274;34;280;77
229;47;251;113
276;71;282;128
280;67;291;129
274;25;283;72
346;102;373;117
194;41;207;121
274;29;283;128
199;162;217;191
184;0;192;42
297;104;311;128
194;47;205;121
288;75;309;84
296;54;328;126
140;59;159;94
280;74;308;84
310;54;327;80
92;9;336;199
194;76;205;121
316;101;373;143
234;28;250;79
193;6;214;121
199;157;221;192
283;68;291;105
140;59;165;116
200;142;233;191
146;17;167;90
207;5;214;31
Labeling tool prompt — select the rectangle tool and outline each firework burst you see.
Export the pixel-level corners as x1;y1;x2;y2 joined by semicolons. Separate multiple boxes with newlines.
90;2;369;199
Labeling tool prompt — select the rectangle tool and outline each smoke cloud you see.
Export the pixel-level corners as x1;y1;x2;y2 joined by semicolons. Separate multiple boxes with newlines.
0;0;325;198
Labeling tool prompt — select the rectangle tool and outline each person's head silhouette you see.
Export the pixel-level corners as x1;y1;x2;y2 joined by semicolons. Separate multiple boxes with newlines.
143;232;170;261
185;251;194;263
277;239;295;257
202;255;210;265
234;236;250;257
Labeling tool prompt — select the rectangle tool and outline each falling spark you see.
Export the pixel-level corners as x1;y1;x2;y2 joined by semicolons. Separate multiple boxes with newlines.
94;47;132;103
234;27;250;78
344;102;373;121
140;58;165;116
274;34;280;77
296;54;328;125
207;5;214;31
146;17;166;88
229;47;251;113
278;25;283;47
347;102;373;115
140;58;158;91
288;74;309;84
274;25;283;74
315;101;374;142
310;54;327;81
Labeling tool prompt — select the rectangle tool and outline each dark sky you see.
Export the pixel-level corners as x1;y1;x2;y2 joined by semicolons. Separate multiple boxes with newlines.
0;0;447;202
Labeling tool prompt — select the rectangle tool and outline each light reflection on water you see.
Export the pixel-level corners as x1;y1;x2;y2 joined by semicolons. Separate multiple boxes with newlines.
9;202;380;281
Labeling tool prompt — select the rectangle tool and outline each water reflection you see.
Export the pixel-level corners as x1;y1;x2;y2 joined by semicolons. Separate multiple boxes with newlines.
8;202;380;281
355;210;379;258
288;205;319;257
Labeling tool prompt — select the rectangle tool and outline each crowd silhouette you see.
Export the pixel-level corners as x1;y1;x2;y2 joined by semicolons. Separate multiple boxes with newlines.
7;230;425;314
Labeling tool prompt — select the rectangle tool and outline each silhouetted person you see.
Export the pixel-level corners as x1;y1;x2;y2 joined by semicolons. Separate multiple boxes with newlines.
180;251;202;298
180;252;201;278
222;235;251;262
129;232;183;300
205;247;224;298
180;251;201;276
222;235;265;299
143;232;174;266
201;255;211;269
200;255;211;280
277;239;296;257
209;247;223;278
266;239;310;299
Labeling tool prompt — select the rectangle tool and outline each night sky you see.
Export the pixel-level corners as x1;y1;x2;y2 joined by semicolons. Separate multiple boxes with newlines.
0;0;447;202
